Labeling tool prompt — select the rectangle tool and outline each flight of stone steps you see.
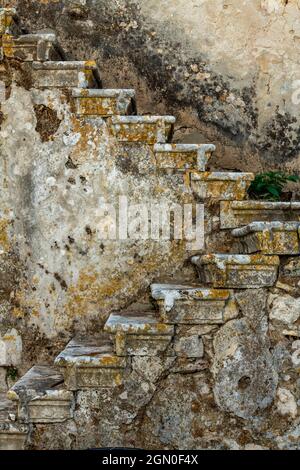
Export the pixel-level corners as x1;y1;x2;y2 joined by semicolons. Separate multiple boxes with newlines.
1;7;300;449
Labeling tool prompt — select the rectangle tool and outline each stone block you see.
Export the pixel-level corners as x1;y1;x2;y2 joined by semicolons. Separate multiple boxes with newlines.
2;33;62;61
109;115;175;144
0;329;22;366
0;424;28;450
153;143;215;172
172;326;204;358
31;61;101;89
7;366;73;424
232;221;300;255
220;201;300;229
192;254;280;288
55;335;127;390
190;171;254;200
72;88;136;117
104;311;174;356
151;284;230;324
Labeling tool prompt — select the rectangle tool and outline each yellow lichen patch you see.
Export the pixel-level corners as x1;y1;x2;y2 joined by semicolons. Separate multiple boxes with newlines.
65;242;188;320
156;151;197;170
99;355;123;367
69;117;102;164
78;97;118;116
0;218;11;253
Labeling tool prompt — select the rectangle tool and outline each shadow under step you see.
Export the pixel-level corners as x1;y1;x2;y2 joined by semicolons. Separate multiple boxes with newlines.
7;365;73;424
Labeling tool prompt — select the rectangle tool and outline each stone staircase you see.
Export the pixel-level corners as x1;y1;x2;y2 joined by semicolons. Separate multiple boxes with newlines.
1;7;300;449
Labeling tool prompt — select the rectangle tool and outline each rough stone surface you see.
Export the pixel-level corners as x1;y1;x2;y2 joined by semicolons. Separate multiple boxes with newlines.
13;0;300;173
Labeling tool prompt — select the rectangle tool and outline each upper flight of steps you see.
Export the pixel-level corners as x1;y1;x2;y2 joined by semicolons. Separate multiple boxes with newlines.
1;6;300;449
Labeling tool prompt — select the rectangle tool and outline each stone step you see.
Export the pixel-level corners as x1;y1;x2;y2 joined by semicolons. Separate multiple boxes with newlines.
0;8;19;36
54;335;126;390
104;311;174;356
72;88;136;117
232;221;300;255
109;115;175;144
192;253;280;288
31;60;101;89
0;423;28;450
190;171;254;200
2;33;64;61
151;283;232;324
153;143;216;172
7;365;73;424
220;201;300;229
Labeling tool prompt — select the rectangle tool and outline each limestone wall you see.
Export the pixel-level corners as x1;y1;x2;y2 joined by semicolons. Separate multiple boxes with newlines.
10;0;300;173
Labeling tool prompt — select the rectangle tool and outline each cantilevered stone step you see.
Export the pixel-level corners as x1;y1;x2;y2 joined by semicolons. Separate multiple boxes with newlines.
0;8;19;36
55;335;126;390
151;284;231;324
109;115;175;144
7;365;73;424
232;222;300;255
31;60;101;89
104;311;174;356
153;143;216;172
0;423;28;450
191;254;280;288
190;171;254;200
2;33;64;61
72;88;136;117
220;201;300;229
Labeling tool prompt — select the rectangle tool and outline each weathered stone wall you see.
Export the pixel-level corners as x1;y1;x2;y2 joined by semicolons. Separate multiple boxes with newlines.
10;0;300;173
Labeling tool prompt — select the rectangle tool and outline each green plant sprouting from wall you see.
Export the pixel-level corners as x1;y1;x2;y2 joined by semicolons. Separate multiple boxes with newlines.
248;171;299;201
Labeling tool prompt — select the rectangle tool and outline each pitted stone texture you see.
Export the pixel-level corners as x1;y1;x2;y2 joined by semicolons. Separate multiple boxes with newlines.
8;365;73;424
31;61;101;89
190;171;254;201
276;388;297;419
0;328;22;366
232;222;300;255
104;311;174;356
109;115;175;144
221;201;300;229
212;318;278;419
151;284;230;324
192;254;279;288
154;143;215;172
72;88;136;117
235;289;268;330
2;33;63;62
268;293;300;328
55;335;126;390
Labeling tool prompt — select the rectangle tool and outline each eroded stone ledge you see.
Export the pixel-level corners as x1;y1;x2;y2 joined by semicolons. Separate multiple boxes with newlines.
109;115;175;144
72;88;136;117
192;253;280;288
220;201;300;229
232;221;300;255
31;60;101;89
154;143;215;172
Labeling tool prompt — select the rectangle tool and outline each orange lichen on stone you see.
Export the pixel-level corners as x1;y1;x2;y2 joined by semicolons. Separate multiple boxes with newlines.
0;218;11;252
